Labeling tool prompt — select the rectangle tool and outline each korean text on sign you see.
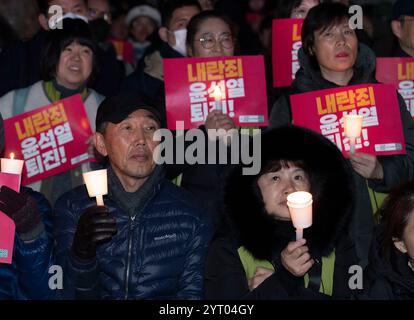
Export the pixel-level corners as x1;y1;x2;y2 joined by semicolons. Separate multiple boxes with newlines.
187;58;245;123
14;103;73;178
316;86;378;152
291;83;406;157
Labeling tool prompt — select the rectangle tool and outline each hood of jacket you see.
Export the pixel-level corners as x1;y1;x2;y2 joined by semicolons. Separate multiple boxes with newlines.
224;126;355;261
292;43;377;94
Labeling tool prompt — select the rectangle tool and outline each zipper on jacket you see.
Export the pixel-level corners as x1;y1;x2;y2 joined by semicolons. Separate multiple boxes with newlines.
124;215;135;299
123;194;153;299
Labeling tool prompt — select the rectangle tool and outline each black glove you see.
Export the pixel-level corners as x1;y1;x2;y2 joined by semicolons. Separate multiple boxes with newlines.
0;186;41;234
72;205;117;261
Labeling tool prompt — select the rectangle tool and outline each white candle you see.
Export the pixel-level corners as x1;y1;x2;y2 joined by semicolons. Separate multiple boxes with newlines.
343;114;364;154
1;153;24;175
83;169;108;206
287;191;313;240
213;85;222;111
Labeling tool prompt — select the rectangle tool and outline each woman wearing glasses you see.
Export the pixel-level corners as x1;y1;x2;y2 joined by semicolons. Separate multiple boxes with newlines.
186;11;235;57
166;11;237;231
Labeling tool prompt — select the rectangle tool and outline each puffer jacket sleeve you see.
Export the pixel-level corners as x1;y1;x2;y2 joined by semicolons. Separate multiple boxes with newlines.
176;212;211;300
369;93;414;192
14;189;55;299
54;194;99;299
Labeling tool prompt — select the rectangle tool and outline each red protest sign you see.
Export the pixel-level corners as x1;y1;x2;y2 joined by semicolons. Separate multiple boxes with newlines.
376;57;414;119
0;212;15;264
0;172;20;192
3;94;94;186
290;84;406;156
272;18;303;87
164;55;268;130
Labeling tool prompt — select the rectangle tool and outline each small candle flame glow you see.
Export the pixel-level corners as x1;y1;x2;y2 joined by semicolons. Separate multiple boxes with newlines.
213;85;222;101
10;153;14;160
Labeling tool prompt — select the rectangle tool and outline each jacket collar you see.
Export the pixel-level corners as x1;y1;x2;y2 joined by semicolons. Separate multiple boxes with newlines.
108;165;165;217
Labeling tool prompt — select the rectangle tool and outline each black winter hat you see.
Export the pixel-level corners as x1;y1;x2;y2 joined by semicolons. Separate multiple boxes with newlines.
95;94;164;132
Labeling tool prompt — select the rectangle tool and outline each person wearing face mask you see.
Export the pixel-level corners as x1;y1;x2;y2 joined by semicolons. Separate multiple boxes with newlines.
121;0;201;101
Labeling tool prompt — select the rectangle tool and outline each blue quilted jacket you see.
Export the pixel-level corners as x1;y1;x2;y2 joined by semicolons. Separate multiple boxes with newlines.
0;187;54;300
54;173;211;300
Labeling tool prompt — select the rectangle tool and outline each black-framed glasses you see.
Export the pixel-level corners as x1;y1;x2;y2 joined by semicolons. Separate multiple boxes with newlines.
196;34;234;49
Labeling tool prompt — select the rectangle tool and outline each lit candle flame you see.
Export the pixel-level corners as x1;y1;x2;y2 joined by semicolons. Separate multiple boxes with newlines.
10;153;14;160
213;85;222;101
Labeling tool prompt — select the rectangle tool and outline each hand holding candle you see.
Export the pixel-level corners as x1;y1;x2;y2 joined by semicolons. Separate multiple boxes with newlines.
83;169;108;206
287;191;313;240
1;153;24;175
343;114;364;154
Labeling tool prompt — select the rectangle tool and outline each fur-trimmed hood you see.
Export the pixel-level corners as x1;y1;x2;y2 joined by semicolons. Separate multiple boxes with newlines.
224;126;355;261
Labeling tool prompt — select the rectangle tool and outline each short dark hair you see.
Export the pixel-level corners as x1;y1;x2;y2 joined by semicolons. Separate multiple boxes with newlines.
186;10;236;52
41;18;98;85
161;0;201;27
379;181;414;261
301;2;352;68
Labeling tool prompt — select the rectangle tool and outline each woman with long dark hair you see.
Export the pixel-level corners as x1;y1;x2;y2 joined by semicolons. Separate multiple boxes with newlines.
362;182;414;299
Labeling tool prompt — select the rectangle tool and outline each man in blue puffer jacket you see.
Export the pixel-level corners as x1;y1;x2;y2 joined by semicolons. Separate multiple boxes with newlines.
0;113;55;300
54;94;211;299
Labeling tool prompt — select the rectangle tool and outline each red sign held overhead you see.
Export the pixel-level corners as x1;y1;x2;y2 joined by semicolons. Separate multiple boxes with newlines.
164;55;268;130
290;84;406;157
3;94;94;186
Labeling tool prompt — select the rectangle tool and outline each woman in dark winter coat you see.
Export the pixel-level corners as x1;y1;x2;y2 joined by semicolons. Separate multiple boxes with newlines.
362;181;414;300
205;126;360;299
269;2;414;268
166;11;239;231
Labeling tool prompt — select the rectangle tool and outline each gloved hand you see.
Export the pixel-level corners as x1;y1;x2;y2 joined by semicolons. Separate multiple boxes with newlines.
0;186;41;234
72;205;117;261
